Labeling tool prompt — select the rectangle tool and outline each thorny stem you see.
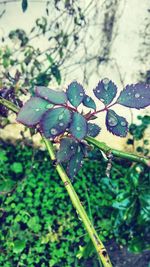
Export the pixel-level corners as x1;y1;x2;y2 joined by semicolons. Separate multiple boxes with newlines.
89;102;116;118
86;136;150;166
43;137;112;267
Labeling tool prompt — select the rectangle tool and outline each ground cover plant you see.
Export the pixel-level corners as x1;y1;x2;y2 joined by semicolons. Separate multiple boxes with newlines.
0;80;150;266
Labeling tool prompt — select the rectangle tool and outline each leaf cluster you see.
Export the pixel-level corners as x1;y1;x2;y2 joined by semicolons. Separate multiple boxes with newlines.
16;80;150;178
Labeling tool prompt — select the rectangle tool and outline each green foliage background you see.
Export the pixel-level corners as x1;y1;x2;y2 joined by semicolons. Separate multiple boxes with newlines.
0;116;149;267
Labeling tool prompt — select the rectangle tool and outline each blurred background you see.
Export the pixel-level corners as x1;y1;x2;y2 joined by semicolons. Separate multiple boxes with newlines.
0;1;150;267
0;0;149;149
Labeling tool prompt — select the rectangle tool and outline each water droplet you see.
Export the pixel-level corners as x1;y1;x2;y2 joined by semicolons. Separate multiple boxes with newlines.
36;108;40;111
59;122;64;127
71;146;74;150
108;116;118;127
81;160;84;164
76;159;79;163
97;89;100;93
77;127;81;131
100;98;105;102
121;121;126;126
103;78;109;84
50;128;57;135
59;114;64;120
80;92;84;96
135;93;140;98
86;97;90;102
46;104;53;109
74;168;76;172
77;146;81;152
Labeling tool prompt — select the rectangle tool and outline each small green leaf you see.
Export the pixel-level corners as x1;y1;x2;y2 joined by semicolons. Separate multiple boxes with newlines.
128;238;143;253
10;162;23;174
17;97;53;126
66;81;85;107
22;0;28;12
51;64;61;85
70;112;87;140
27;217;41;233
40;107;72;138
13;240;26;253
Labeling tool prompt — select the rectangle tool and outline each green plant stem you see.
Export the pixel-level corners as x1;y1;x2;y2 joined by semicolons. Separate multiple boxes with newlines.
86;136;150;166
0;97;112;266
43;137;112;267
0;97;19;113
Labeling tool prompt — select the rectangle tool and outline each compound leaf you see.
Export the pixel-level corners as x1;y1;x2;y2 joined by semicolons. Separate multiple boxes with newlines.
87;123;101;137
17;97;53;126
117;83;150;109
35;86;67;104
56;137;78;163
70;112;87;140
82;95;96;110
106;109;128;137
93;78;117;105
40;107;71;138
66;81;85;107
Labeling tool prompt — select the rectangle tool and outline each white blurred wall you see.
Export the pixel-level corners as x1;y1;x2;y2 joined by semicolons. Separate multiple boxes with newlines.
0;0;149;149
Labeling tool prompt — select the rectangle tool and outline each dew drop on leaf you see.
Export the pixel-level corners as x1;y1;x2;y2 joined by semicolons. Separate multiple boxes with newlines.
135;93;140;98
103;78;110;84
59;122;64;126
77;146;81;152
46;104;53;109
50;128;57;135
121;121;127;126
108;116;118;127
59;114;64;120
106;109;128;137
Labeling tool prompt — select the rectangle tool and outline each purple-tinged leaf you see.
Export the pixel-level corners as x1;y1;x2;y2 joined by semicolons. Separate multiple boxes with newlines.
106;109;128;137
87;123;101;137
116;83;150;109
82;95;96;110
66;81;85;107
70;112;87;140
40;107;71;138
67;144;84;179
93;78;117;106
56;137;78;163
35;86;67;104
17;97;53;127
